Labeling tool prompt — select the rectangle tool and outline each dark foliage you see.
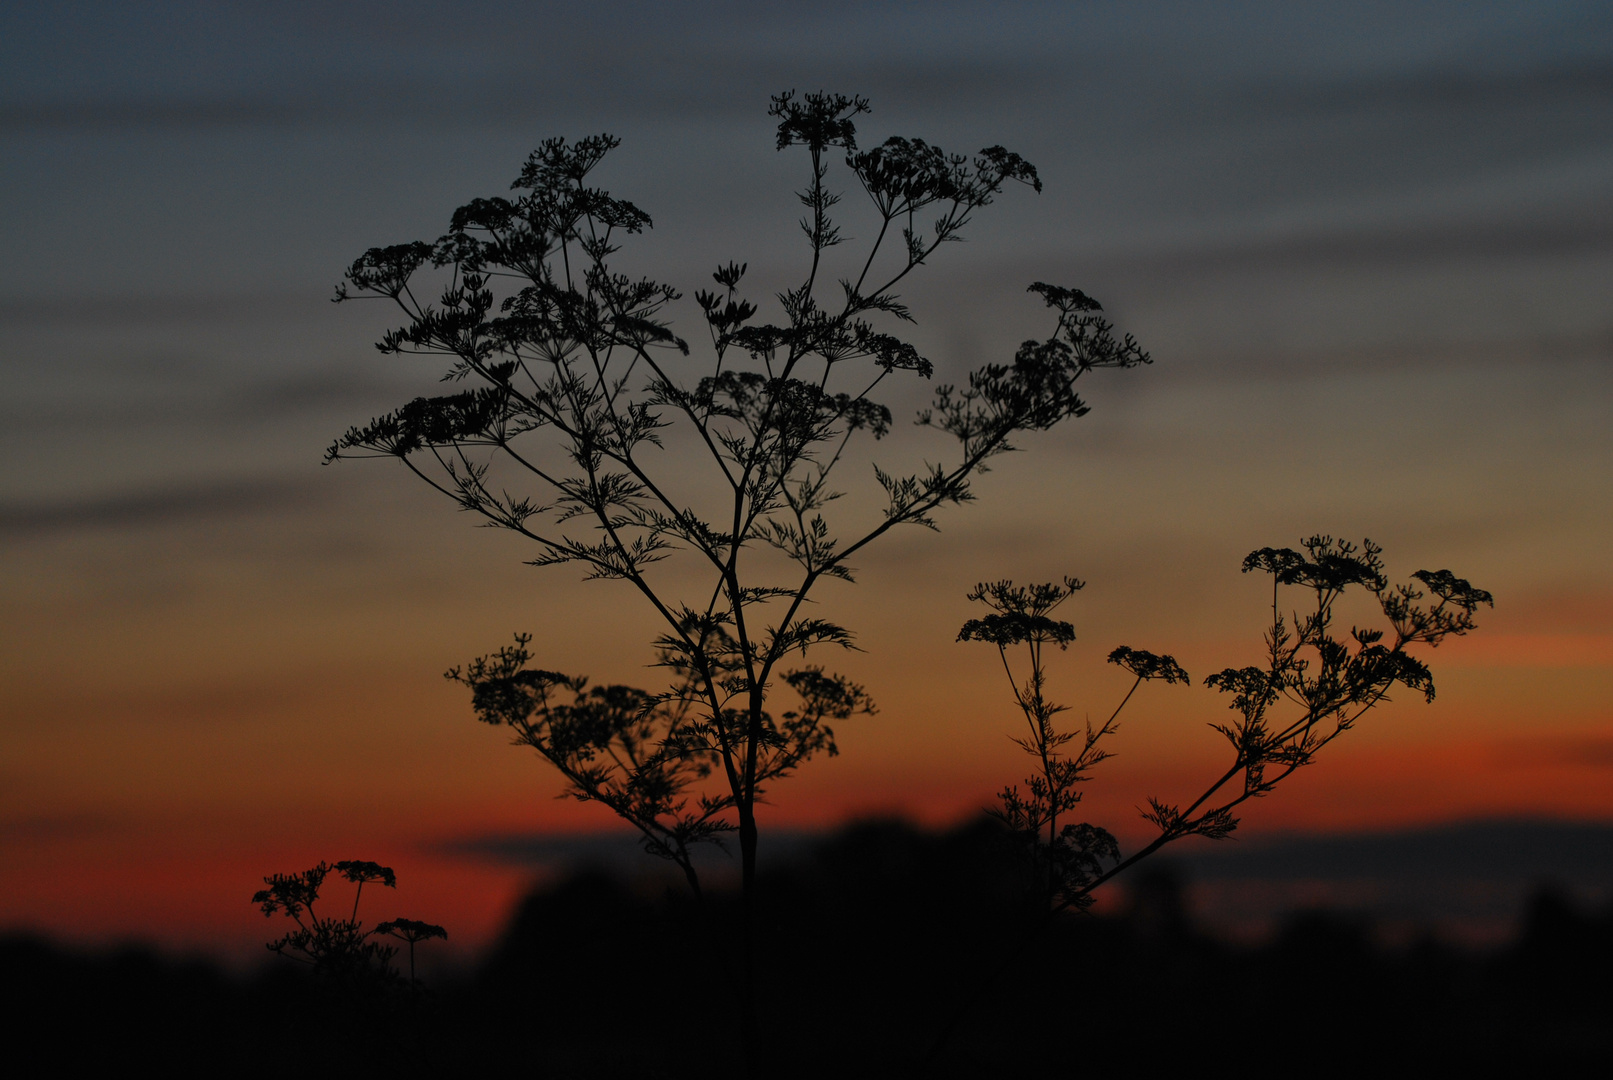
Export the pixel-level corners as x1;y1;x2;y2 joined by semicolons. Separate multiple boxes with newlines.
10;821;1613;1077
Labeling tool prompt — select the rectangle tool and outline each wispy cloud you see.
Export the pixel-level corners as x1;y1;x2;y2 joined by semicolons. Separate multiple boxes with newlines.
0;476;326;536
0;56;1040;133
1256;59;1613;114
1505;735;1613;769
0;812;122;843
0;290;327;327
1084;213;1613;275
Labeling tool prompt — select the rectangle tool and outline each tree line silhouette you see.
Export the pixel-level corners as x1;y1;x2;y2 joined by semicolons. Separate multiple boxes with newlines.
8;825;1613;1076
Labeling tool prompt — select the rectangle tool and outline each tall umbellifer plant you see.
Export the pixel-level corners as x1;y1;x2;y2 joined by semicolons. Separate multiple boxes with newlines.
327;90;1150;1066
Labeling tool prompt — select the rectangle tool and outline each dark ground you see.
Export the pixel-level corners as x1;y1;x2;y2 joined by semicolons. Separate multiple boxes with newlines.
8;819;1613;1077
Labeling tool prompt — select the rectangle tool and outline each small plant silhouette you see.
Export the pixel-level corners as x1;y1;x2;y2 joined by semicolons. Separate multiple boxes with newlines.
253;860;446;992
375;918;449;995
957;576;1187;908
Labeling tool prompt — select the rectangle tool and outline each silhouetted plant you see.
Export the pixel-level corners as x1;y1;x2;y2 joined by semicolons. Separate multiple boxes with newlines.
935;537;1490;1061
253;860;446;994
376;918;449;996
965;537;1491;914
328;89;1149;1064
1117;536;1492;885
957;577;1187;908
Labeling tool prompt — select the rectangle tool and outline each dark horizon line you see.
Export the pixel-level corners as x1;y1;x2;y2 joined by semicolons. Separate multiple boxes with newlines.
437;812;1613;873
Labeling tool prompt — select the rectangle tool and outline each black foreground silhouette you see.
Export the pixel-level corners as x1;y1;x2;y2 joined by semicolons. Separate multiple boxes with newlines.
327;90;1145;1072
9;818;1613;1077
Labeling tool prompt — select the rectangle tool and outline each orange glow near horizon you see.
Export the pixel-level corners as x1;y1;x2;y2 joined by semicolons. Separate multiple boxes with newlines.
5;638;1610;962
6;487;1613;959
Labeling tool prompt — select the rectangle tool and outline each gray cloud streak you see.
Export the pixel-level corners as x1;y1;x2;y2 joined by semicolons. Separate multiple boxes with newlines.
0;476;328;536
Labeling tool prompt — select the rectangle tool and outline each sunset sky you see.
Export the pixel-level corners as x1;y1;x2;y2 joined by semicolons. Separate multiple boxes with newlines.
3;0;1611;960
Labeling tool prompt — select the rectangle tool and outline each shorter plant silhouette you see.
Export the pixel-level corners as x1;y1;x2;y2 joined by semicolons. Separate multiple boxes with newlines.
376;918;449;994
253;860;446;992
957;577;1187;908
931;535;1493;1064
962;536;1493;913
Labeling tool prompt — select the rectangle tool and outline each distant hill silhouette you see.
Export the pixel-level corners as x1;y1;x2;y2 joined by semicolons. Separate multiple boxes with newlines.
1175;818;1613;880
446;816;1613;940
